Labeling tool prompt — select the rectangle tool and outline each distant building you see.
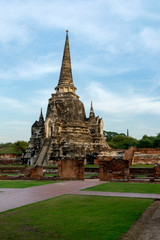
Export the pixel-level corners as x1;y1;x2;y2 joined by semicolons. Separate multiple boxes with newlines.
24;31;109;165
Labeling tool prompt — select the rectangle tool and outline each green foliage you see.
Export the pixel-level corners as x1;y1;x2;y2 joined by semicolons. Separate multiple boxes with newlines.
103;131;125;142
106;133;138;149
13;141;28;153
0;141;28;154
104;131;160;149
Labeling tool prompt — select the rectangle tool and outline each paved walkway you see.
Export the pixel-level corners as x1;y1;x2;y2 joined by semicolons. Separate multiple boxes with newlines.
1;180;160;213
75;190;160;199
0;180;105;212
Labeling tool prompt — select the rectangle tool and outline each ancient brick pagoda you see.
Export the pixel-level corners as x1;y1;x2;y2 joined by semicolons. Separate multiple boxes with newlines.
24;31;109;165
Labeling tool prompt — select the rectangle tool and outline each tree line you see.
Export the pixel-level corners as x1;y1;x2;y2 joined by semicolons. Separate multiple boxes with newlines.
104;131;160;149
1;131;160;153
0;141;28;154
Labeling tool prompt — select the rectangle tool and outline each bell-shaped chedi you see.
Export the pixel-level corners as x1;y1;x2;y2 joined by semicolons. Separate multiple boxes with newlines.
24;31;109;166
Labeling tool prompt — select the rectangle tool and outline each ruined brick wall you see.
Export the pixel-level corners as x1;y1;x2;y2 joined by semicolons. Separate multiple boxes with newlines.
133;148;160;165
123;147;136;165
0;153;22;160
58;159;84;180
136;148;160;154
130;167;154;177
0;159;23;165
99;159;129;181
95;149;124;165
20;166;44;179
154;165;160;178
0;166;25;174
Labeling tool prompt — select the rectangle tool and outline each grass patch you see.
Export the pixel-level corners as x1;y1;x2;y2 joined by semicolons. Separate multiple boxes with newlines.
0;174;18;176
130;164;154;168
85;164;99;168
43;165;58;168
0;180;58;188
0;195;152;240
44;174;58;177
0;147;21;154
0;165;25;167
85;173;99;178
83;182;160;194
136;175;148;178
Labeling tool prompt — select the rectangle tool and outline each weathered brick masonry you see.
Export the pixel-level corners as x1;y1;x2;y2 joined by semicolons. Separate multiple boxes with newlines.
99;159;129;181
58;159;84;180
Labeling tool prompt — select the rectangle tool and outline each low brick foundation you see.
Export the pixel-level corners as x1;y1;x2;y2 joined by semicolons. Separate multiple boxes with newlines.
130;167;154;177
154;165;160;178
0;153;22;160
19;166;44;179
0;159;23;165
58;159;84;180
99;159;129;181
0;166;25;174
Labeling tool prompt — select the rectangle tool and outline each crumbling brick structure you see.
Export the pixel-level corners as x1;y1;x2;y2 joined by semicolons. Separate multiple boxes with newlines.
58;159;84;180
154;164;160;178
19;166;44;179
132;148;160;165
99;159;129;181
123;147;135;165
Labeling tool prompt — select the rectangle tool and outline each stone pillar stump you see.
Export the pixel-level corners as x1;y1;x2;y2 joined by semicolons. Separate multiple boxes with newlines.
58;159;84;180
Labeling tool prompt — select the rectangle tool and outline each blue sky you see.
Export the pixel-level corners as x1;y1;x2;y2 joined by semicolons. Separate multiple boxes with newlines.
1;0;160;142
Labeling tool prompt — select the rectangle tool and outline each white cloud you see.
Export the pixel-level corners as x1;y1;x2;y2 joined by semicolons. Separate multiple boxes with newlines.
0;96;24;109
85;82;160;116
0;55;59;81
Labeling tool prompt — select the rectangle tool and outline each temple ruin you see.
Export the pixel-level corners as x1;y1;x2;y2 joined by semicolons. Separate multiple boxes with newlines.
24;30;109;166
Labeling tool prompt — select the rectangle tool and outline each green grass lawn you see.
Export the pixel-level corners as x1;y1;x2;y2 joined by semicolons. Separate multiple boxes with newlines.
85;164;99;168
130;164;154;168
0;195;152;240
0;165;25;167
85;173;99;178
44;174;58;177
83;182;160;194
0;180;58;188
0;173;18;176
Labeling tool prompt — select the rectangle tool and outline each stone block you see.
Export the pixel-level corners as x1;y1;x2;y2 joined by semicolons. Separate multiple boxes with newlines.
58;159;84;180
99;159;129;181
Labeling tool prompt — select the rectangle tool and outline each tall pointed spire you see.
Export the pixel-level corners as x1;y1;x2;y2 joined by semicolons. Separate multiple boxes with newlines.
39;108;44;123
55;30;76;94
89;101;95;119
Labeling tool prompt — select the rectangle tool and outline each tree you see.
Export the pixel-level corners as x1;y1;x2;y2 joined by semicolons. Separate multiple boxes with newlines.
13;141;28;153
103;131;125;142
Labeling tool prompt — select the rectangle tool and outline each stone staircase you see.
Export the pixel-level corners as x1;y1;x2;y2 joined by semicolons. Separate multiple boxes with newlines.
35;139;51;166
